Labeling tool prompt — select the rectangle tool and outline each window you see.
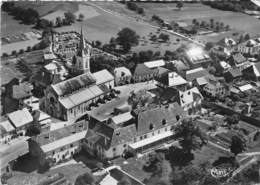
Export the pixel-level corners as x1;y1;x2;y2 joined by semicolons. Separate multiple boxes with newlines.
162;119;166;125
113;147;116;152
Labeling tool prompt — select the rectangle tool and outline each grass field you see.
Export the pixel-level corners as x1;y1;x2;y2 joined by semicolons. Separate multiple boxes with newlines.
55;3;189;54
1;12;35;37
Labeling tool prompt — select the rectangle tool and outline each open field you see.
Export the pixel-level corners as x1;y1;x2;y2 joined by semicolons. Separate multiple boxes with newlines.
1;12;35;37
54;3;190;54
13;1;78;17
137;2;260;36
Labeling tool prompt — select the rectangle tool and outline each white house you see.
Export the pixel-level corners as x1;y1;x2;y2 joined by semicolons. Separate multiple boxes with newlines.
114;67;132;86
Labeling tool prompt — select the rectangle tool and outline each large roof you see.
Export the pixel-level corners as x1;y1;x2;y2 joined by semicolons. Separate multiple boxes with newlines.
92;69;114;85
185;67;209;81
7;108;33;128
225;68;242;78
156;72;187;87
52;72;96;96
12;82;33;100
136;103;185;136
41;130;87;153
59;85;104;109
134;64;155;76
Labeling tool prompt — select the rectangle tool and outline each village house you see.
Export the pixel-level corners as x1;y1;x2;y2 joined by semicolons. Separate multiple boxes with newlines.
178;87;203;115
0;136;30;176
228;52;251;71
155;71;188;90
166;60;190;72
216;37;236;56
242;62;260;81
7;108;33;136
39;71;113;121
133;63;157;83
0;119;15;143
182;49;212;68
40;130;87;163
219;61;232;73
185;67;210;82
235;38;260;56
12;82;34;109
84;103;185;159
202;77;227;98
223;68;242;83
114;67;132;86
92;69;115;89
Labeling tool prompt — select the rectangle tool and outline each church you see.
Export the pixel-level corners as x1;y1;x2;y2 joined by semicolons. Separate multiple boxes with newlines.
40;28;114;121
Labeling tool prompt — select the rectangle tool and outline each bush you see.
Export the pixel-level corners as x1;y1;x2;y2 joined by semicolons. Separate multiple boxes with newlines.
26;46;31;52
2;53;8;58
11;50;17;56
19;49;25;54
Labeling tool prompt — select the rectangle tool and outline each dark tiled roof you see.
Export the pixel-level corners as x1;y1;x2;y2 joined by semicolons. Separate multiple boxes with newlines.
110;124;137;147
52;72;96;96
109;168;144;185
185;68;209;82
136;103;184;136
30;70;53;87
159;88;179;103
225;68;242;78
134;64;155;76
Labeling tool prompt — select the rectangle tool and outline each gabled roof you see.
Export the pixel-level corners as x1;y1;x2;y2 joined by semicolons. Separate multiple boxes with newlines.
110;124;137;147
225;68;242;78
92;69;114;85
156;72;187;87
169;60;190;71
111;112;133;125
1;68;19;86
144;59;165;69
134;64;155;76
12;82;33;100
7;108;33;128
157;67;170;76
231;53;246;64
136;103;184;136
185;67;209;81
41;130;87;153
0;120;15;134
195;74;217;86
218;37;236;47
52;72;96;96
252;62;260;77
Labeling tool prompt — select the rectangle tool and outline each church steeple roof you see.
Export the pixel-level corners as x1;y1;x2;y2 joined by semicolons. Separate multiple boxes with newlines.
77;26;87;57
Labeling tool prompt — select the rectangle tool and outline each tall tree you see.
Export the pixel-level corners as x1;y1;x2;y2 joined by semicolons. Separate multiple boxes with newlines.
64;11;76;25
116;28;139;52
230;135;246;156
75;172;94;185
174;119;207;154
176;1;184;10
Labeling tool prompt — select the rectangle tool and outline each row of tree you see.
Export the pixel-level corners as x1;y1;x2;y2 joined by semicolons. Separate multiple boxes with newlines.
2;2;39;24
192;18;230;33
126;2;144;15
203;0;260;12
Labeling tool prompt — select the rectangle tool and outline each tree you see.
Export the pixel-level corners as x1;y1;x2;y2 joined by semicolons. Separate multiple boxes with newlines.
244;33;250;41
239;34;244;43
150;34;157;42
205;42;214;51
64;11;76;25
174;119;207;154
75;172;94;185
127;89;153;109
158;33;170;42
95;40;102;48
2;53;8;58
176;1;184;10
118;177;132;185
137;7;144;15
55;16;62;27
226;114;239;125
11;50;17;56
25;124;41;136
116;27;139;52
78;13;84;21
230;135;246;156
